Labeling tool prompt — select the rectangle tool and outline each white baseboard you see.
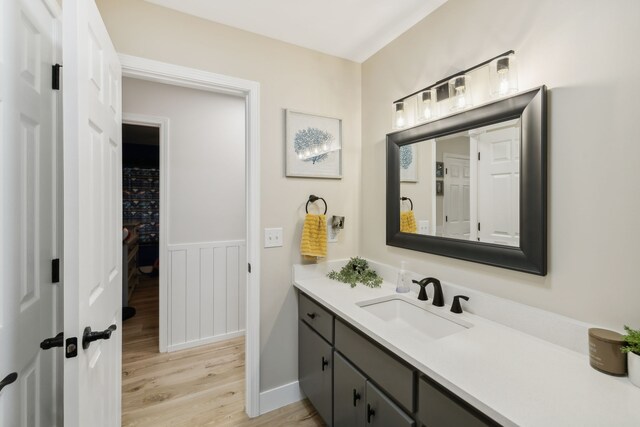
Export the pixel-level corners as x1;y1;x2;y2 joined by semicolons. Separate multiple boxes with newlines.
259;380;304;415
167;330;245;352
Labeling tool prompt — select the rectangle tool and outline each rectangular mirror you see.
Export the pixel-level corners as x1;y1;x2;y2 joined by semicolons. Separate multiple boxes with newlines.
387;87;546;275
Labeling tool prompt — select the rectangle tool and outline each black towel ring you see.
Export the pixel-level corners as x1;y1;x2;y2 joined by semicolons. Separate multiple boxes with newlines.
401;197;413;211
306;195;328;215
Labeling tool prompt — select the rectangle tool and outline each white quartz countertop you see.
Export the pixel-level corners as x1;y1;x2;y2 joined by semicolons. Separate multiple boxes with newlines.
293;267;640;427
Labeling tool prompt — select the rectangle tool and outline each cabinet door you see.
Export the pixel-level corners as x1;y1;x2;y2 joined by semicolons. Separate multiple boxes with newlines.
366;382;415;427
299;320;333;425
334;352;366;427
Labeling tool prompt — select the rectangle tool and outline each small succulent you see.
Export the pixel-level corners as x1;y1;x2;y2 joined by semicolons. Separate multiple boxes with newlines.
327;257;383;288
621;325;640;355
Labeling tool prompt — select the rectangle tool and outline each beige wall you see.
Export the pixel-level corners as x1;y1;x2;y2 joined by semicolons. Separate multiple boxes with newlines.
96;0;361;392
362;0;640;330
122;78;246;244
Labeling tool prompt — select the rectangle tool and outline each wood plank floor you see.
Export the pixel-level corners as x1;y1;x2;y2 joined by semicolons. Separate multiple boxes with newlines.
123;276;324;426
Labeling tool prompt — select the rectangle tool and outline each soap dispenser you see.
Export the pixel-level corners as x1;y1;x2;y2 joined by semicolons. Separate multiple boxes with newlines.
396;261;410;293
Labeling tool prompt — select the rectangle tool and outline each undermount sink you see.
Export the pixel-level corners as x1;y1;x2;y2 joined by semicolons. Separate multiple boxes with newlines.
357;296;471;340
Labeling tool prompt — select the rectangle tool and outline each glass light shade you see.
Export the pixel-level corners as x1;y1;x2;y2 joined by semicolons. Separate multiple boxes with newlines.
434;82;450;115
489;54;518;98
449;74;472;111
392;101;406;130
417;89;436;122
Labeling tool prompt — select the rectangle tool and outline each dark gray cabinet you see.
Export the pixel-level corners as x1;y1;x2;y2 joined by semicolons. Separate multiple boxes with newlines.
299;319;333;425
418;376;499;427
366;381;415;427
297;291;501;427
335;319;414;413
333;352;366;427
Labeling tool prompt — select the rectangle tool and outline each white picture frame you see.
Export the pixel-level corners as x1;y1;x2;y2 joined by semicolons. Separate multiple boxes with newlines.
400;144;418;182
285;109;342;179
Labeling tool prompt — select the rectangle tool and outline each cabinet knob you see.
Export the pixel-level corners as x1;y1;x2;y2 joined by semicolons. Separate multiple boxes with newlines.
306;312;316;320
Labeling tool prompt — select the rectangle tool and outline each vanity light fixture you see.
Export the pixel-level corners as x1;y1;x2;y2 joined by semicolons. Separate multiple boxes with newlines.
392;50;516;128
490;53;518;97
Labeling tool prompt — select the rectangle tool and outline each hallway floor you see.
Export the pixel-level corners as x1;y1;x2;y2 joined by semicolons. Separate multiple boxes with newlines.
122;275;323;426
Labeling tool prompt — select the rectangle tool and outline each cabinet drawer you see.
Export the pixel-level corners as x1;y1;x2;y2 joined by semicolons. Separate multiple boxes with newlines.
335;319;415;412
418;377;500;427
299;293;334;343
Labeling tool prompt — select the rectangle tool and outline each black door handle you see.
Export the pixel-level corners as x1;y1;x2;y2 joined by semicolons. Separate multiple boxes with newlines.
82;324;117;349
352;388;361;407
367;403;375;423
306;312;316;320
40;332;64;350
321;356;329;371
0;372;18;392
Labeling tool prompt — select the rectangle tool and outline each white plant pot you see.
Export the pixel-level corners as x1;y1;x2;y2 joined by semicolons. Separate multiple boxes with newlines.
629;352;640;388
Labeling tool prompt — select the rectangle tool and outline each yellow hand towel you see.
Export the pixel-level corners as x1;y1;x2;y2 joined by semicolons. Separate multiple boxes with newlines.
301;214;327;259
400;210;417;233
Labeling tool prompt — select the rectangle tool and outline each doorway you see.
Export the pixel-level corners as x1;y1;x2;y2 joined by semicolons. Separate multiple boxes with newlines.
120;75;251;422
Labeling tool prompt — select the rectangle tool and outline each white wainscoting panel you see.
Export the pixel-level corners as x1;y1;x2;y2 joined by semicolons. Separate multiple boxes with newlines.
167;240;246;351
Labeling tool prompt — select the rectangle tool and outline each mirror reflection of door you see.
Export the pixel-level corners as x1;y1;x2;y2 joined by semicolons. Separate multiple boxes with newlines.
476;122;520;246
442;154;471;240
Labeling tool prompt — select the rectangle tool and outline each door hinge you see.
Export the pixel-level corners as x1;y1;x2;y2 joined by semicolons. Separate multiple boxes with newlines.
478;152;481;161
52;258;60;283
65;337;78;358
248;263;251;273
52;64;62;90
478;222;481;231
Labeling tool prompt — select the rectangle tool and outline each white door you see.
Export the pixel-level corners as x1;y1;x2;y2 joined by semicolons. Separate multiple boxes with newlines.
63;1;122;426
0;0;61;425
477;125;520;246
443;154;471;240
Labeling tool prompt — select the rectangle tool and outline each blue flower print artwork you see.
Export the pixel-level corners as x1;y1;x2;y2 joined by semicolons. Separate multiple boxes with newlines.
286;110;342;179
400;144;418;182
400;145;413;170
294;127;334;164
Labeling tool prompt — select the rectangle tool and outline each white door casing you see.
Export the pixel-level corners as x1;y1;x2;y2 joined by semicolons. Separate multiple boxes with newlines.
0;0;61;425
63;1;122;426
442;154;471;240
119;54;261;417
477;124;520;246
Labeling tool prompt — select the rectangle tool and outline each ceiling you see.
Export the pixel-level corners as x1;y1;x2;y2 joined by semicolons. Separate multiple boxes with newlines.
145;0;447;62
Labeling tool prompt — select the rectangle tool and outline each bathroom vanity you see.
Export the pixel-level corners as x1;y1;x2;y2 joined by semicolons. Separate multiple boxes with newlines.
294;260;640;427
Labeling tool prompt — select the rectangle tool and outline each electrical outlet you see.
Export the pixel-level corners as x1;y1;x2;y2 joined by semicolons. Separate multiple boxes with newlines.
264;228;283;248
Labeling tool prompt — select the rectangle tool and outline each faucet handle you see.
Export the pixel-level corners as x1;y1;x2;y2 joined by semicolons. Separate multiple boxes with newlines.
450;295;469;314
412;279;429;301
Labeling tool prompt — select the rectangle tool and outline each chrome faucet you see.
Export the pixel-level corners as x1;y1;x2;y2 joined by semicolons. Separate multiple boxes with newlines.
412;277;444;307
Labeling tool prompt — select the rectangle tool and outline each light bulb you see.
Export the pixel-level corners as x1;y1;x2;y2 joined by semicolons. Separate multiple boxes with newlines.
423;106;432;120
321;143;328;151
498;69;509;95
297;152;304;159
456;90;466;109
304;149;311;157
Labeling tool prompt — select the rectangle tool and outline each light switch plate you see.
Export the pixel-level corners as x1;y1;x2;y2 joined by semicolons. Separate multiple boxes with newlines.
264;228;283;248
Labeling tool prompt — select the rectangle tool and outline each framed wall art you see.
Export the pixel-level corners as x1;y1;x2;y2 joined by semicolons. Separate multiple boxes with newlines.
400;144;418;182
285;110;342;179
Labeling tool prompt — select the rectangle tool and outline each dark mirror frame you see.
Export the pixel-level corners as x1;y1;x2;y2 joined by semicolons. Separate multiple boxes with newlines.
387;86;547;275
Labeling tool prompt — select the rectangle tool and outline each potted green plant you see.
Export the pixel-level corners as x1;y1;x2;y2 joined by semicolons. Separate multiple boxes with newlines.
622;325;640;387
